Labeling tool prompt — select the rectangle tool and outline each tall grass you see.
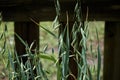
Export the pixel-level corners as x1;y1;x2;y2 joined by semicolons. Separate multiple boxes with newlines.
54;0;101;80
0;14;55;80
0;0;101;80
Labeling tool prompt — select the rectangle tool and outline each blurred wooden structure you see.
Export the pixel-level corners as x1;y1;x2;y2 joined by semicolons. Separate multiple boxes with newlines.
0;0;120;80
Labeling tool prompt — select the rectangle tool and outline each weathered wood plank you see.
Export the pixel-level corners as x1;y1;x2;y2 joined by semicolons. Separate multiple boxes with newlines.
0;0;119;6
104;22;120;80
0;0;120;21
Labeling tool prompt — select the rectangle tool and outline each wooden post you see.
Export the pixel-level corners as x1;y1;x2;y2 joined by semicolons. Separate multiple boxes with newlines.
14;21;39;63
59;22;81;80
104;22;120;80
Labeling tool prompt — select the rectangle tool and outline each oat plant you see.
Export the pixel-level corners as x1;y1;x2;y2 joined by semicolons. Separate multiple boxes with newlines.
0;0;101;79
54;0;101;80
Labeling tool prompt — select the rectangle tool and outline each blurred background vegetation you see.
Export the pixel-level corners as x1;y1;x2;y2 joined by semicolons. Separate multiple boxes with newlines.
0;21;104;80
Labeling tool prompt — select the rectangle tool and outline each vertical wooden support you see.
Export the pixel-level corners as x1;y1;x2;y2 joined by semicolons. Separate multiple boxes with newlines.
104;22;120;80
59;22;79;80
14;21;39;63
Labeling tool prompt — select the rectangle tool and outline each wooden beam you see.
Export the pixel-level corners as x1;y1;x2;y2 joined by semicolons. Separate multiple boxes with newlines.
104;22;120;80
0;0;120;21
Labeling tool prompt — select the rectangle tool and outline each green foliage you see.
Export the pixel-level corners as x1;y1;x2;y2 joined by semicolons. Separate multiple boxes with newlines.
0;0;103;80
7;38;49;80
54;0;102;80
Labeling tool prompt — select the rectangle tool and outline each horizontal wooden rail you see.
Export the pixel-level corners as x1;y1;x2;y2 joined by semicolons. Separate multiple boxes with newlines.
0;0;120;21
